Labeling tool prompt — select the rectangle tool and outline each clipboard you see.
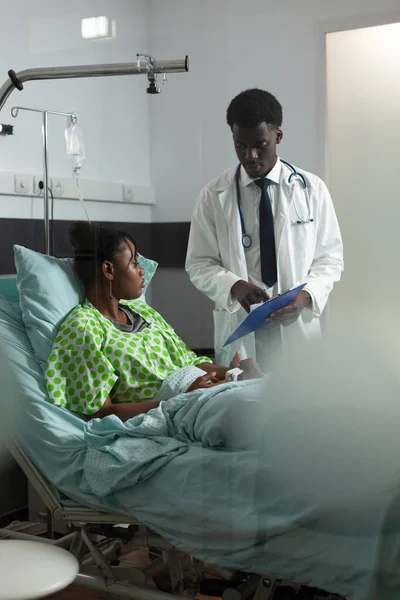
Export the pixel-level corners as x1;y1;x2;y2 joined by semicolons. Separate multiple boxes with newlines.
223;283;306;347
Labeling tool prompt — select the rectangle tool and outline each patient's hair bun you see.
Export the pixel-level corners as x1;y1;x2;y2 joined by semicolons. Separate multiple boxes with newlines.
69;221;97;252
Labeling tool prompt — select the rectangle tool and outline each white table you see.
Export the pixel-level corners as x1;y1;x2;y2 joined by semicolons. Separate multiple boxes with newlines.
0;540;79;600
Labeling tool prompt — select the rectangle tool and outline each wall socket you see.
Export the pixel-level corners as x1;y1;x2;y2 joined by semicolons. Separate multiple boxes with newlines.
51;179;64;196
14;174;33;195
123;185;134;202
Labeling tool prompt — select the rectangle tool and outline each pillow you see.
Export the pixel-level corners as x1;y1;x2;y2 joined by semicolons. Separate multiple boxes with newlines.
138;253;158;293
14;245;158;371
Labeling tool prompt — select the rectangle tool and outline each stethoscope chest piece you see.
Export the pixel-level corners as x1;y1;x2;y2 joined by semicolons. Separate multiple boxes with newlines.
242;234;252;249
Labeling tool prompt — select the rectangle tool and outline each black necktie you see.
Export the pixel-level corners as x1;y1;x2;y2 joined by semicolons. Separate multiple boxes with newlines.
255;178;277;288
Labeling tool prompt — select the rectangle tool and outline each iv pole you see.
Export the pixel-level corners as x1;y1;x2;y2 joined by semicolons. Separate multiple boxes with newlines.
11;107;77;256
0;55;189;255
0;56;189;112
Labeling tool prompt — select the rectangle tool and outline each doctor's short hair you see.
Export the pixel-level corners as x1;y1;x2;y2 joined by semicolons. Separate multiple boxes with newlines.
69;221;135;289
226;88;283;129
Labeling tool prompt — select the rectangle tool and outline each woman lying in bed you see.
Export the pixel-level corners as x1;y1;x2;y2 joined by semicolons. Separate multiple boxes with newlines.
45;222;261;421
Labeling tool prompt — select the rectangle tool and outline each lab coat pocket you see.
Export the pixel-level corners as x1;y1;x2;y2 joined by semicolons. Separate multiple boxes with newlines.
284;214;316;269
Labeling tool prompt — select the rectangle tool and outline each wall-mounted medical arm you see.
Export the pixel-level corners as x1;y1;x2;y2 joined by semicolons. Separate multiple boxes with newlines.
0;56;189;111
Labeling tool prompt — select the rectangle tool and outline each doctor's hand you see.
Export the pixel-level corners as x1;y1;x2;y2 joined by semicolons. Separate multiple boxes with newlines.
231;281;269;313
268;290;311;327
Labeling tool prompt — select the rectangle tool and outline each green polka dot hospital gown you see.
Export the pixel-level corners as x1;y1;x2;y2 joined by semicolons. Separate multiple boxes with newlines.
46;300;211;415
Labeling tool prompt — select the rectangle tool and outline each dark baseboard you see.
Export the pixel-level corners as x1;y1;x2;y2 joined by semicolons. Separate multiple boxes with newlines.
151;222;190;268
0;218;190;274
194;348;214;360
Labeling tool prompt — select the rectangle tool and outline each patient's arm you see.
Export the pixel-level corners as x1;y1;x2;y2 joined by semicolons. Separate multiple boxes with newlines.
197;352;244;380
197;352;263;381
237;359;263;379
89;396;160;422
196;362;228;380
186;372;223;392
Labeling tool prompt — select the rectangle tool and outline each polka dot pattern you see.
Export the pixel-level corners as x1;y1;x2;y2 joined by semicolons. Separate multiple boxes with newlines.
45;299;212;415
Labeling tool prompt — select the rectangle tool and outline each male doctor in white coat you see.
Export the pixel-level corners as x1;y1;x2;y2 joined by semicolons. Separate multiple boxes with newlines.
186;88;343;369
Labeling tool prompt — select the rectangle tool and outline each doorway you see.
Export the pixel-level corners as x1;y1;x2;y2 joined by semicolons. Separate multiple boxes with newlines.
326;23;400;339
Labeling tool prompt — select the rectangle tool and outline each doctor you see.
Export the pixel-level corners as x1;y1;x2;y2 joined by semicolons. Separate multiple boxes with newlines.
185;88;343;369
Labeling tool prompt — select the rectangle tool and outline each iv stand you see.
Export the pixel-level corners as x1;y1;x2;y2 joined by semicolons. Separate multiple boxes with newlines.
10;106;77;256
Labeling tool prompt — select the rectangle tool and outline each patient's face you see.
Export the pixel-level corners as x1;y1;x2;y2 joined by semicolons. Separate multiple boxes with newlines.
111;240;145;300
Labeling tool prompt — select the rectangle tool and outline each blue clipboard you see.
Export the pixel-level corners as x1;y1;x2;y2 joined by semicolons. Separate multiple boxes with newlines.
223;283;306;347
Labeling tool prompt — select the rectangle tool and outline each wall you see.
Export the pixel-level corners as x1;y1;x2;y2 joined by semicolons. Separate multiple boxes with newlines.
0;0;152;224
147;0;400;349
150;268;214;349
149;0;400;222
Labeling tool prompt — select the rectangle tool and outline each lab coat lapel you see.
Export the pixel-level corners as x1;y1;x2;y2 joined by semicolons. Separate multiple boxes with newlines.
274;172;294;282
218;185;248;280
274;171;291;250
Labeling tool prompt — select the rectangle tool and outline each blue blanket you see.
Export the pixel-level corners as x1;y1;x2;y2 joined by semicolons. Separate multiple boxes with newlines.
80;374;400;600
82;379;259;496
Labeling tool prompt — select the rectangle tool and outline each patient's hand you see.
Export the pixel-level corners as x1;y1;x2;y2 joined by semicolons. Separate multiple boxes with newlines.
230;352;263;379
238;358;263;380
186;373;224;392
229;351;241;369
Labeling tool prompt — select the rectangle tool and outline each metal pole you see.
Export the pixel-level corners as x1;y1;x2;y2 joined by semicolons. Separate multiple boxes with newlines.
42;111;50;255
11;106;76;256
0;57;189;111
0;527;54;543
2;55;189;254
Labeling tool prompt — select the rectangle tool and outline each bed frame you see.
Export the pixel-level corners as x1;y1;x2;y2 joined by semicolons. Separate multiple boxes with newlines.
0;441;302;600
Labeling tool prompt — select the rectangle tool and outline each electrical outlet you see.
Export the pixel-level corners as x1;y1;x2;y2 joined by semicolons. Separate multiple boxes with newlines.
123;185;134;202
33;176;44;195
51;179;64;196
14;174;33;195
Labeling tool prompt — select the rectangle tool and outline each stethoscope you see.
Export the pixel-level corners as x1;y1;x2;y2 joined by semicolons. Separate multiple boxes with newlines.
235;159;313;249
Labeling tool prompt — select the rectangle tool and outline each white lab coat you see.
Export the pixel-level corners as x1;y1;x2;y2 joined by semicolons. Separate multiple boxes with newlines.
185;161;344;367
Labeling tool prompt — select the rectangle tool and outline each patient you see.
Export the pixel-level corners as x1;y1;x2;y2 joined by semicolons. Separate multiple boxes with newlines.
45;222;260;421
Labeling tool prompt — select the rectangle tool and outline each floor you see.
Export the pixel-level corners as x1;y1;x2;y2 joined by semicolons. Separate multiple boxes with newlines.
47;586;112;600
47;549;147;599
45;548;222;600
48;587;223;600
1;521;344;600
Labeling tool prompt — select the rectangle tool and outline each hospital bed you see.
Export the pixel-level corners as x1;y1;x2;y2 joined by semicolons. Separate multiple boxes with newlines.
0;273;307;600
0;261;380;600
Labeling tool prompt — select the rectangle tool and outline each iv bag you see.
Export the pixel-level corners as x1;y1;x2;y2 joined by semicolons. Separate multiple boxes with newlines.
65;122;86;169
